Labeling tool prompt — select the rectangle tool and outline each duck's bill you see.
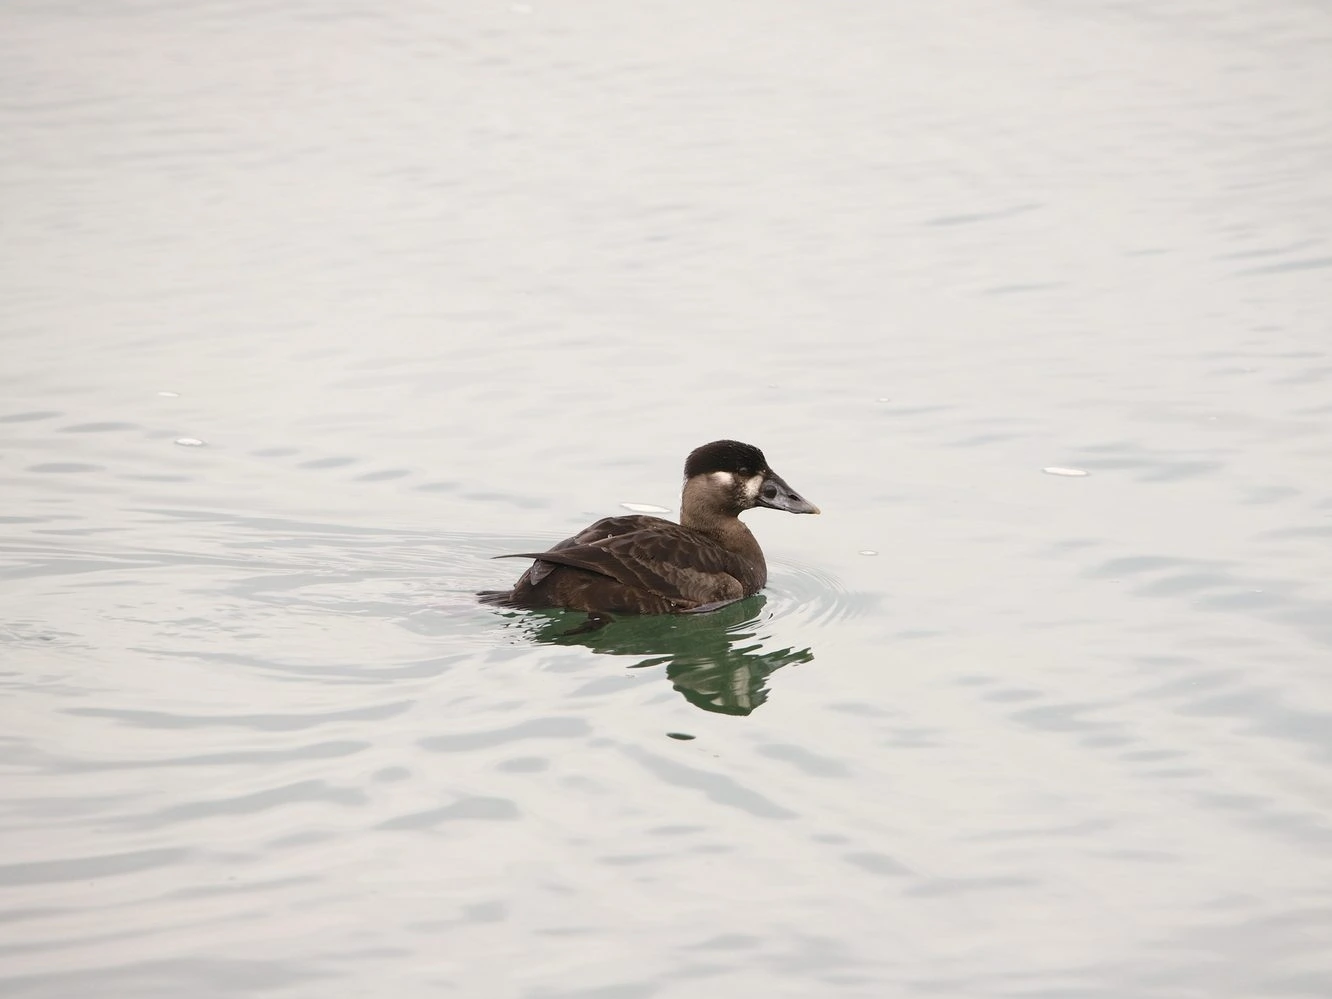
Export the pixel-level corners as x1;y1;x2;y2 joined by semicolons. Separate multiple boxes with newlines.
757;470;821;515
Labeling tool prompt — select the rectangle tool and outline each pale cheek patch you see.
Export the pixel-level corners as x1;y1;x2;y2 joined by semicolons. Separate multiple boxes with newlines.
707;471;761;503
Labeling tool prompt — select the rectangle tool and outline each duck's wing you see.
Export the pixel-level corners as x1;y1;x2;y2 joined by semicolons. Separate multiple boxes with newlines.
497;523;750;606
497;515;669;587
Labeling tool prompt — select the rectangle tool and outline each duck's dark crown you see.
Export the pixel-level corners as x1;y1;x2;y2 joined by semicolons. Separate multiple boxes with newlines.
684;440;768;478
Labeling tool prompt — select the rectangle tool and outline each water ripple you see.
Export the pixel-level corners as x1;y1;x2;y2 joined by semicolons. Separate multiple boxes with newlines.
0;849;188;888
64;701;411;731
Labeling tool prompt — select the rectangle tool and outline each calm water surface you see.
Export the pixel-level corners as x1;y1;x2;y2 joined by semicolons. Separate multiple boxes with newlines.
3;1;1331;996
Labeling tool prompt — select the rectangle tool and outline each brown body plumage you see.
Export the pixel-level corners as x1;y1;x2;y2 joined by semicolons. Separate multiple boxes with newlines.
479;440;819;617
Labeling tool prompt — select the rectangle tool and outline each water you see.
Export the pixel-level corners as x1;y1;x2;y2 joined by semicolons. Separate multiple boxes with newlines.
3;1;1331;996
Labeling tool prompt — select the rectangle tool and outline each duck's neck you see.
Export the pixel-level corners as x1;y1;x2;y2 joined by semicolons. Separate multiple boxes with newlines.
680;479;765;571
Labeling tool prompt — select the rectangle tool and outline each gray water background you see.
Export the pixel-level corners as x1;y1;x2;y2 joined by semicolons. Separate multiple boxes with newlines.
3;1;1331;996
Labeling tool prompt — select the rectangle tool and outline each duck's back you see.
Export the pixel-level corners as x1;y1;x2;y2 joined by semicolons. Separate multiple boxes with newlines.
481;515;764;615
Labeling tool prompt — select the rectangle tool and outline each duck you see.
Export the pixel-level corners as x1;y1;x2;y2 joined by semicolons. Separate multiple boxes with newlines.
479;440;819;620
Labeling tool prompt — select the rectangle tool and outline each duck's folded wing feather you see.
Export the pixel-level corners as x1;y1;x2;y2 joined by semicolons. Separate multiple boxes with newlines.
496;529;749;604
494;549;627;583
494;515;673;587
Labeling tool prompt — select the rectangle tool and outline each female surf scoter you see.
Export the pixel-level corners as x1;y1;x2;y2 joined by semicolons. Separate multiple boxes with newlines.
480;440;819;617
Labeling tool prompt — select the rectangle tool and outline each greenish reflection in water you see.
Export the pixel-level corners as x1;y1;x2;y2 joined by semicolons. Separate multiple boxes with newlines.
511;596;813;716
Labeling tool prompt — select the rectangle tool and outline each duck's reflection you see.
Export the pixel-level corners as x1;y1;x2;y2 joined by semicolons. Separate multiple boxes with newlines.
510;596;812;715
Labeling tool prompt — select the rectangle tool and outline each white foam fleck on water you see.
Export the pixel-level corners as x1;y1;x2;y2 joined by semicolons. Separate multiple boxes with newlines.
1042;466;1089;477
620;502;670;513
859;549;878;556
174;437;206;447
156;390;180;398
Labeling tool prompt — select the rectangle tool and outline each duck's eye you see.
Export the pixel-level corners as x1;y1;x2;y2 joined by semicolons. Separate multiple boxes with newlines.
761;482;779;501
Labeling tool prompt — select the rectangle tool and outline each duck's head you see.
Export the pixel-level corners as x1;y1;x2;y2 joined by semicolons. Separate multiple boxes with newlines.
682;440;821;519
